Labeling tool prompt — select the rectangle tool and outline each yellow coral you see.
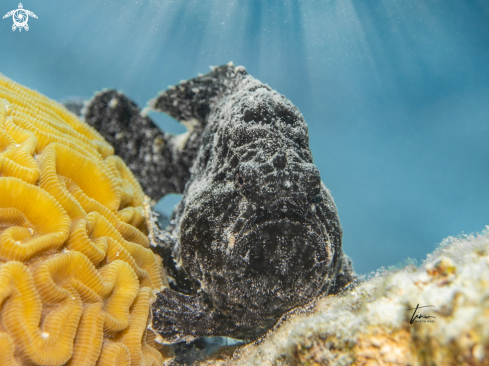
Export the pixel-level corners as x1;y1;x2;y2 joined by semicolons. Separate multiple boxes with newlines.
0;73;169;365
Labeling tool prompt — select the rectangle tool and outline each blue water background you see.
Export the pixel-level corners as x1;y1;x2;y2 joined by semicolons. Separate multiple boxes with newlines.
1;0;488;274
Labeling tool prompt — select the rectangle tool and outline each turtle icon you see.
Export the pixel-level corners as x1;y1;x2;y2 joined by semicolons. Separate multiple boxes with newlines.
3;3;37;32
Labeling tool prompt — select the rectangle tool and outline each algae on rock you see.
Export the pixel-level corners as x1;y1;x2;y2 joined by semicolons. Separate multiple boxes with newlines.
198;228;489;366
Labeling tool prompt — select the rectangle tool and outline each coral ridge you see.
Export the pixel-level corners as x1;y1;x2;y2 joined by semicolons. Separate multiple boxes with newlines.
0;74;170;365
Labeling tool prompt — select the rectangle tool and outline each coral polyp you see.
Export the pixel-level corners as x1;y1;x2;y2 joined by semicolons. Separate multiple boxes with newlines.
0;74;169;365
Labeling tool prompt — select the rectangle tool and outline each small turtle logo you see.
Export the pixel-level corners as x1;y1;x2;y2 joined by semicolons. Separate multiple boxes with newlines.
3;3;37;32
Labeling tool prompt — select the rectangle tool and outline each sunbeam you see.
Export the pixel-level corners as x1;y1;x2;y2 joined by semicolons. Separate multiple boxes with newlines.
1;0;488;274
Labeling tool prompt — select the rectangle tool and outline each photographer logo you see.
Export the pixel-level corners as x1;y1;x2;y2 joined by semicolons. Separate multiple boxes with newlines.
3;3;37;32
406;304;436;324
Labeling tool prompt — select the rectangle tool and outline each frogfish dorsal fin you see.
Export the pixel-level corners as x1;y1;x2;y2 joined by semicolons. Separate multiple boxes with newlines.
144;63;248;127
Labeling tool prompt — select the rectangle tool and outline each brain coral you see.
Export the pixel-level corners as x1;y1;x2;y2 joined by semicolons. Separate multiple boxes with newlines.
0;74;169;366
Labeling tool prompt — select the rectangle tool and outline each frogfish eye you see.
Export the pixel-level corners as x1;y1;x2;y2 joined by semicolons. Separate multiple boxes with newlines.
237;175;244;186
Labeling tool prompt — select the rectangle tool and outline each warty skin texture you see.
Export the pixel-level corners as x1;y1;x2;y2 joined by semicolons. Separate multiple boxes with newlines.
84;64;355;343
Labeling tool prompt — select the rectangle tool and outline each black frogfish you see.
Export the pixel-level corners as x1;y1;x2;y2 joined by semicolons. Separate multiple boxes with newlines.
84;63;355;343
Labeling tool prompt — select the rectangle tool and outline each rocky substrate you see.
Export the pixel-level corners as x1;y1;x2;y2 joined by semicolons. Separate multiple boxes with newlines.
194;228;489;366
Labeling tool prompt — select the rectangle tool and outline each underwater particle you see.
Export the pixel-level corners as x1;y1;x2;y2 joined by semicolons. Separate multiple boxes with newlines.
0;74;170;365
85;63;356;343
